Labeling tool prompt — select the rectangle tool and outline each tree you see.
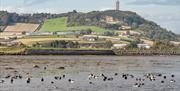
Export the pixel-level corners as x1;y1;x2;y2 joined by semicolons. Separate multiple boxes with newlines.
127;38;141;48
104;40;113;48
103;31;114;36
73;10;77;13
80;28;92;35
66;41;79;48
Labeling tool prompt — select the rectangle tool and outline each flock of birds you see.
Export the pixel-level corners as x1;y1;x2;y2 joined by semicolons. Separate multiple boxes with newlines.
0;72;176;88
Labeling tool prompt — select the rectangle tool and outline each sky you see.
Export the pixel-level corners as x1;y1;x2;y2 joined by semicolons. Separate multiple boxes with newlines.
0;0;180;34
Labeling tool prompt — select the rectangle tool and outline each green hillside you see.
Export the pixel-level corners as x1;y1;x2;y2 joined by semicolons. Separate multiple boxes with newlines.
39;17;109;33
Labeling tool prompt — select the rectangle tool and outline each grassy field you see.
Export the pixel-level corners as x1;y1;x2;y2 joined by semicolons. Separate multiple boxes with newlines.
0;47;25;54
16;37;80;45
39;17;109;33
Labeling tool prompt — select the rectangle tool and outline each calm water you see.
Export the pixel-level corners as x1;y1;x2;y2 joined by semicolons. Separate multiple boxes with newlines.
0;56;180;91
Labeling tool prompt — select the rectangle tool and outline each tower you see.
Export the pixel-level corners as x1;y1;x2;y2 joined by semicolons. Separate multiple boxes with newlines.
116;0;120;11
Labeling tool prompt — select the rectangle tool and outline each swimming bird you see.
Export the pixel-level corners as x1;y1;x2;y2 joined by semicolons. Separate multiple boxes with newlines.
163;76;166;79
62;75;65;78
170;79;176;83
114;73;118;76
41;78;44;82
51;81;54;84
68;79;74;83
5;75;11;79
161;80;164;83
54;76;59;80
89;82;93;84
10;78;14;84
107;77;113;81
103;76;107;81
18;75;22;79
0;80;5;83
26;78;31;84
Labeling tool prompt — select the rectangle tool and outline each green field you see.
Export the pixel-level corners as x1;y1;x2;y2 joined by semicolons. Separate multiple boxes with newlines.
39;17;109;33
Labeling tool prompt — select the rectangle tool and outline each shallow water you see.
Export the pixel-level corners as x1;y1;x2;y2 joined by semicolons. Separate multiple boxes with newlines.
0;56;180;91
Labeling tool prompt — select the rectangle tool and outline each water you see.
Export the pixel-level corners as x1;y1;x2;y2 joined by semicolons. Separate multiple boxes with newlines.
0;56;180;91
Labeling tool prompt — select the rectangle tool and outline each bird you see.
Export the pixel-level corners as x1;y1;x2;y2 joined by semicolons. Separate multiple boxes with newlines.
161;80;164;83
114;73;118;76
89;82;93;84
18;75;22;79
26;78;31;84
41;78;44;82
68;79;74;83
44;67;47;70
0;80;5;83
103;76;107;81
171;74;175;78
51;81;54;84
170;79;176;83
107;77;113;81
54;76;59;80
59;76;61;80
5;75;11;79
62;75;65;78
163;76;167;79
10;78;14;84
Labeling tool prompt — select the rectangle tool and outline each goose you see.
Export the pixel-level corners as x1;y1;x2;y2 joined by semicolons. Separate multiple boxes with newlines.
41;78;44;82
0;80;5;83
89;82;93;84
103;76;107;81
163;76;167;79
68;79;74;84
5;75;11;79
59;76;62;80
133;83;140;88
107;77;113;81
11;78;14;84
88;74;94;80
62;75;65;78
161;80;164;83
51;81;54;84
18;75;22;79
114;73;118;76
26;78;31;84
54;76;59;80
44;67;47;70
170;79;176;83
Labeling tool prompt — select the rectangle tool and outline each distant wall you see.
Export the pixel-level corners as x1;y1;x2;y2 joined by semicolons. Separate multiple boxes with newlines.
25;49;115;55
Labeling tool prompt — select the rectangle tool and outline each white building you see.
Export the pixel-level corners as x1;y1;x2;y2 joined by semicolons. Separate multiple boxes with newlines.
113;44;127;49
137;44;151;49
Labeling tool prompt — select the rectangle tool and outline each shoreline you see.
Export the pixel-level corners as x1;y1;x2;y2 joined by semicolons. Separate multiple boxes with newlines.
0;48;180;56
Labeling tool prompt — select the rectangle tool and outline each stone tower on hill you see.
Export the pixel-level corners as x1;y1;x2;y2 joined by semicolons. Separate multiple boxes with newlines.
116;0;120;11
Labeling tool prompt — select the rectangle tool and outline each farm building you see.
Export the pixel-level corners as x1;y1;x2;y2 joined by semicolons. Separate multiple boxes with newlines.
25;32;54;36
81;35;98;41
137;44;151;49
113;44;127;49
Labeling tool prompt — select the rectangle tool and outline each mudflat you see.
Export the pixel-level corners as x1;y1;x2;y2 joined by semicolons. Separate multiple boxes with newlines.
0;56;180;91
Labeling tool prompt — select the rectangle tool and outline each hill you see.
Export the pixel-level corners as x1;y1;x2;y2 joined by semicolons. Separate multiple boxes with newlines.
0;10;179;41
67;10;178;41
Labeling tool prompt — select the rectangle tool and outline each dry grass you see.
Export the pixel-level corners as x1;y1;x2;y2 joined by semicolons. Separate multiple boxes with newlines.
4;23;40;33
15;38;80;45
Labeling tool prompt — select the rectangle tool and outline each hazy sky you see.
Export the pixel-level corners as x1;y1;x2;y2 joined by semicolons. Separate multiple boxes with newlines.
0;0;179;34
